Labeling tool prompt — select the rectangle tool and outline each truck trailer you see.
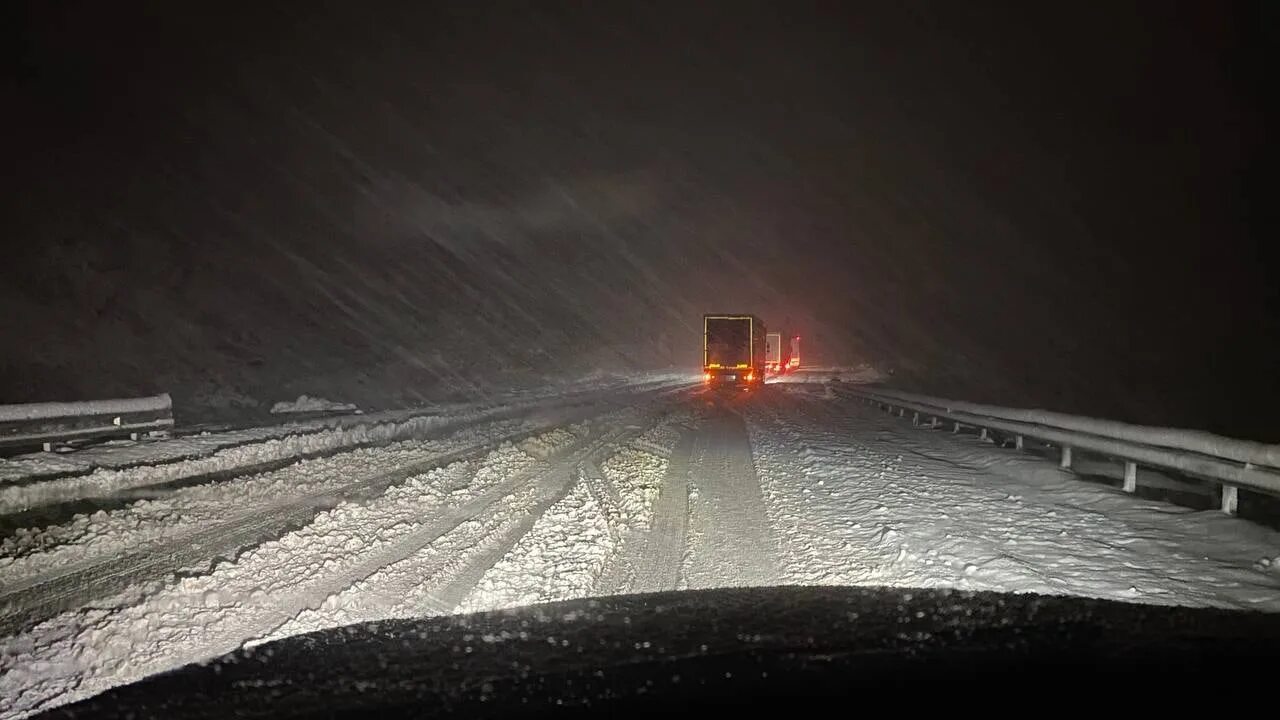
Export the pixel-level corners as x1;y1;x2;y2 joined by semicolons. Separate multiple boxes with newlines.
765;332;783;375
703;314;767;387
766;331;804;375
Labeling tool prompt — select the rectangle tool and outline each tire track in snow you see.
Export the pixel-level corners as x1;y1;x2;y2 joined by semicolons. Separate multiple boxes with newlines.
0;449;533;720
388;419;656;617
253;407;679;641
425;411;677;613
0;438;511;636
0;387;698;719
0;385;696;636
262;484;530;639
1;417;605;718
425;466;584;613
0;418;533;572
0;399;655;636
606;429;694;594
249;457;568;642
680;404;781;589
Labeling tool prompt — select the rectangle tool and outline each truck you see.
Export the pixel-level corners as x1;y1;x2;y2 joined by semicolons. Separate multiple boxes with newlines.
703;314;767;387
765;332;783;375
766;331;802;375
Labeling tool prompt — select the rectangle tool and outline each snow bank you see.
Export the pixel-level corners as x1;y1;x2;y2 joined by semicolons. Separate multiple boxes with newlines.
0;412;461;513
0;410;431;486
269;395;359;414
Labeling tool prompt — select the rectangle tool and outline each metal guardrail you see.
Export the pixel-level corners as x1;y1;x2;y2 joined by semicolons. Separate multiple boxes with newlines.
844;386;1280;515
0;394;174;451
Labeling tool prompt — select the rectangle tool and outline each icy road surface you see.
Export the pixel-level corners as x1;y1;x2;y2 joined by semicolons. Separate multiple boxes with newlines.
3;378;1280;717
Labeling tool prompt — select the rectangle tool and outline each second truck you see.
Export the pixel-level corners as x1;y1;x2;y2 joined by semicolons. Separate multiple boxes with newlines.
766;331;802;375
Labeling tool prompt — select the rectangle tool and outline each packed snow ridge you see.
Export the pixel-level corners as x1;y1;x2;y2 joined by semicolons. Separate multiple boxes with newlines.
270;395;359;414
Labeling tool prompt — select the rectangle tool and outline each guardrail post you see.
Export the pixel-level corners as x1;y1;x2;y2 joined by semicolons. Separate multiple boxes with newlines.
1123;461;1137;493
1221;484;1239;515
1015;435;1024;450
1060;446;1073;469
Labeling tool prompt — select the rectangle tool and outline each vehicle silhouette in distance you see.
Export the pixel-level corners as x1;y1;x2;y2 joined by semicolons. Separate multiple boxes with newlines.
703;314;766;389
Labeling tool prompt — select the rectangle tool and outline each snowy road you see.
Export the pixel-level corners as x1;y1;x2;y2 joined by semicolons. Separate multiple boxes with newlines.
3;378;1280;717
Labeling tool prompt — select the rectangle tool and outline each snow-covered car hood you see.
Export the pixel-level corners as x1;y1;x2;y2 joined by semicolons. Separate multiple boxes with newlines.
42;585;1280;719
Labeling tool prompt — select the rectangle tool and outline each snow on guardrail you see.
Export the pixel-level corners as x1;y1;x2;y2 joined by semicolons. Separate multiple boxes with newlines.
0;394;172;423
0;394;174;450
862;387;1280;470
845;386;1280;515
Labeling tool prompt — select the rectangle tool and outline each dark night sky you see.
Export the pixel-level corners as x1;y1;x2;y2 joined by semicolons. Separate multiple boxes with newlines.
4;2;1275;437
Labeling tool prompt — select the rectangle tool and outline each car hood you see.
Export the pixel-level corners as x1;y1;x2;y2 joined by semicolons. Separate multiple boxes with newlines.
43;585;1280;718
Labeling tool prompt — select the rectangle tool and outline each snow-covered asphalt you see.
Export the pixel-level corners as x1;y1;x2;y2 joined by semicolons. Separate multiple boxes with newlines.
3;378;1280;717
